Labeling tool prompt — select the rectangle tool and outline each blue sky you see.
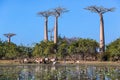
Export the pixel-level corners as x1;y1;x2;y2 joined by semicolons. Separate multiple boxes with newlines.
0;0;120;46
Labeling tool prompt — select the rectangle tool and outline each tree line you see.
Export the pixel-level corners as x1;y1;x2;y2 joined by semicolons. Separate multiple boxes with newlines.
0;37;120;61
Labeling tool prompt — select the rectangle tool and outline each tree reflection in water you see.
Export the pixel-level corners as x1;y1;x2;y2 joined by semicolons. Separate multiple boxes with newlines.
0;64;120;80
18;68;35;80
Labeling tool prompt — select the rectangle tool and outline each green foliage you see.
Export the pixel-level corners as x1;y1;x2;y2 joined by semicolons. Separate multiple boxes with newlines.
57;37;99;60
0;39;33;59
32;37;99;60
4;43;19;59
76;38;98;54
17;45;33;58
3;36;120;61
57;39;68;58
33;41;56;57
0;40;6;58
68;43;76;55
77;38;98;60
0;41;19;59
106;38;120;61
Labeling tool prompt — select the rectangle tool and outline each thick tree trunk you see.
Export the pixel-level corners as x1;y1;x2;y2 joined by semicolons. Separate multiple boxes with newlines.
44;17;48;42
99;14;105;53
8;37;10;43
54;17;58;44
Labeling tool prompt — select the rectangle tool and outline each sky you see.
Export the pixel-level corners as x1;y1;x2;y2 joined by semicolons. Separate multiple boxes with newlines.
0;0;120;46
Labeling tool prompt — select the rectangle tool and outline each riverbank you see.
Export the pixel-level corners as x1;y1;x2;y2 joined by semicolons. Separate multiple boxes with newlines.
0;60;120;66
58;61;120;66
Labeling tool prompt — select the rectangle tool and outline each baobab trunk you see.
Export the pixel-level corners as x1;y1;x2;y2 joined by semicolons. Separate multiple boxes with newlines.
44;17;48;42
85;6;114;53
8;37;11;43
4;33;16;43
54;16;58;44
99;14;105;53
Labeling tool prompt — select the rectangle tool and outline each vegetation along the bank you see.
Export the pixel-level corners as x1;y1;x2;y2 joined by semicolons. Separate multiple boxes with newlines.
0;37;120;62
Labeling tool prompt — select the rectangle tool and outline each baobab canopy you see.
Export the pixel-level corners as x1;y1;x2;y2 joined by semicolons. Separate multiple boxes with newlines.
84;6;115;14
38;10;53;18
52;7;69;17
4;33;16;38
4;33;16;43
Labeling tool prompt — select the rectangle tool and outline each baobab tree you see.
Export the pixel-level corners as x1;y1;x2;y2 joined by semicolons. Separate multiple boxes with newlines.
85;6;114;53
48;28;54;41
38;10;52;42
52;7;68;44
4;33;16;43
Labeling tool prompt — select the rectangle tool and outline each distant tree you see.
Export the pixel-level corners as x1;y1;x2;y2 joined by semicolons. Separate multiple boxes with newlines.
33;42;45;57
38;10;52;42
4;42;19;59
57;37;98;61
43;41;56;57
17;45;28;58
33;41;56;57
4;33;16;43
17;45;33;58
48;28;54;41
52;7;68;44
75;38;99;60
57;39;68;60
0;39;5;58
33;37;98;61
106;38;120;61
85;6;115;53
0;39;33;59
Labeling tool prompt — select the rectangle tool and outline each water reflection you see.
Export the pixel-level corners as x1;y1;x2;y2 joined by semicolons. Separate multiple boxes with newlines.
0;64;120;80
18;68;35;80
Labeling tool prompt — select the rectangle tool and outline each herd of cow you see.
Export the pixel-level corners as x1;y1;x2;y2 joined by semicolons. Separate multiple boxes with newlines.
22;57;57;65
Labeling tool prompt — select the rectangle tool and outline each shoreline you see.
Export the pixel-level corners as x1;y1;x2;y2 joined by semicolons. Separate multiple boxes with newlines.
0;60;120;66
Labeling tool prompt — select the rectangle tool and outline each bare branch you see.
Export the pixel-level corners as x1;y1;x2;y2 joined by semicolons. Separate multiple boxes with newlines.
38;10;53;17
84;5;115;14
48;28;54;32
4;33;16;38
52;7;69;17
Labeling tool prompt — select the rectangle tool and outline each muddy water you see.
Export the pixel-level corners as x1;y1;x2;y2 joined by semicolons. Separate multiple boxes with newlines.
0;64;120;80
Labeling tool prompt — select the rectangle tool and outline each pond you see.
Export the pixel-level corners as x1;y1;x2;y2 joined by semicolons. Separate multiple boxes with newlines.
0;64;120;80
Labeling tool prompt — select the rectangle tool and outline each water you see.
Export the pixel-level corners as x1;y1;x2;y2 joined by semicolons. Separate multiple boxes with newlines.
0;64;120;80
